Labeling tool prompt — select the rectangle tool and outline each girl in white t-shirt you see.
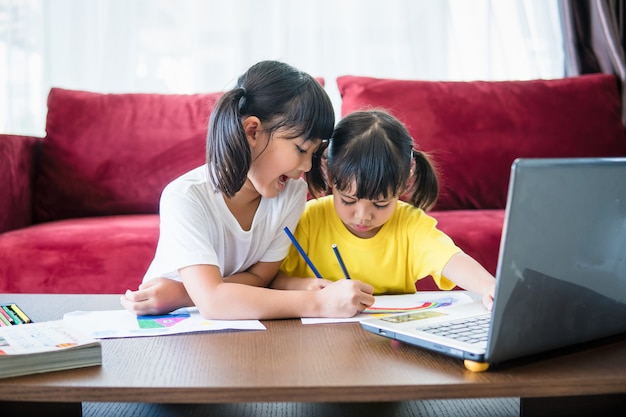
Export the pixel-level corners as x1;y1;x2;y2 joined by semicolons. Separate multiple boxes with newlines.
120;61;375;319
274;110;495;310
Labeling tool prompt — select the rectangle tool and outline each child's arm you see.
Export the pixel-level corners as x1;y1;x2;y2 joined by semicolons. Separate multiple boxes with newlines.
181;264;375;320
222;260;284;286
121;264;375;319
269;270;333;291
441;252;496;310
121;261;290;314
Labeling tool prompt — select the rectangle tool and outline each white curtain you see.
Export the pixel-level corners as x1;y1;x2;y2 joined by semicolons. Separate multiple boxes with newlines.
1;0;563;136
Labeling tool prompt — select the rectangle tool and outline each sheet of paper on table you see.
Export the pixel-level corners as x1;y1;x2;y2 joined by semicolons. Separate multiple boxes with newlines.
63;307;266;339
301;291;475;324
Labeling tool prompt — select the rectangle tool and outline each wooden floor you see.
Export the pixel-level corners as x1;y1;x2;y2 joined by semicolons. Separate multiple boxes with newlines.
82;398;521;417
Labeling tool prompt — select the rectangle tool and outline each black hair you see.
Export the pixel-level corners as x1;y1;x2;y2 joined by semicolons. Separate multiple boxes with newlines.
321;109;439;211
206;60;335;198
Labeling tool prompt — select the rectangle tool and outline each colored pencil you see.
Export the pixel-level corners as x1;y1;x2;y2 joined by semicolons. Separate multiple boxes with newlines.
331;244;351;279
283;226;322;278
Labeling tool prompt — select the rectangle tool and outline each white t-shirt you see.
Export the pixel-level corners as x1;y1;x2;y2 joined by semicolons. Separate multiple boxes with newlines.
143;165;307;281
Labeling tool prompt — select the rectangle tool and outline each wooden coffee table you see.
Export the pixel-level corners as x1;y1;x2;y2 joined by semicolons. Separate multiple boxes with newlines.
1;293;625;417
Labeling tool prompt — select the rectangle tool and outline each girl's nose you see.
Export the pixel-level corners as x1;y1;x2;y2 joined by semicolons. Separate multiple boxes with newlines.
354;203;372;221
299;154;313;173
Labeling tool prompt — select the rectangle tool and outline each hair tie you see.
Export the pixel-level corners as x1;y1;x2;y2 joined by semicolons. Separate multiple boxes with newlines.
237;87;247;112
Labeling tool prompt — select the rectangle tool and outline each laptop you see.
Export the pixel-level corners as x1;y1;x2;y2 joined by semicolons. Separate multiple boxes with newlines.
360;157;626;367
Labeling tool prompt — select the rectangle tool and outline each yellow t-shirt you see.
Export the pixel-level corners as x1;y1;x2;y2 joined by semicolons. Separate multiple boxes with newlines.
280;196;460;294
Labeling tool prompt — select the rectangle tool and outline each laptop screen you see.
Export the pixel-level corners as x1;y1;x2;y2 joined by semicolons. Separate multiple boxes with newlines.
487;157;626;363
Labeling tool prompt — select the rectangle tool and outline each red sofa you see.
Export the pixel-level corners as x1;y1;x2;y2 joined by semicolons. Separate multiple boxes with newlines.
1;74;625;294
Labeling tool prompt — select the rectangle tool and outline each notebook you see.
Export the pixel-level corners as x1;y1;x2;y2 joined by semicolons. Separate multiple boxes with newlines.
360;157;626;367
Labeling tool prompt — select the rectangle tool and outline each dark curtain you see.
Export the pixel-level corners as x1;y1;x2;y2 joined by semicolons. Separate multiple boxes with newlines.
559;0;626;123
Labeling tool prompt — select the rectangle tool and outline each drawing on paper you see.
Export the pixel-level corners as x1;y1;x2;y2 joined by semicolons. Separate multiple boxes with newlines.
137;309;190;328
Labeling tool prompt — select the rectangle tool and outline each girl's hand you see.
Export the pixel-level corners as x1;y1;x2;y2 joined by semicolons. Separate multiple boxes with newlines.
120;277;193;315
314;279;375;318
482;282;495;311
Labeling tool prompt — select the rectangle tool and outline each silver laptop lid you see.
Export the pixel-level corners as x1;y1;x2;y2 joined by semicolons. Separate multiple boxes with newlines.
487;157;626;363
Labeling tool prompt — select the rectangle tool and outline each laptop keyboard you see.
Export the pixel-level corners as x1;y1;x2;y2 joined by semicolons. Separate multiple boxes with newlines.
421;315;490;344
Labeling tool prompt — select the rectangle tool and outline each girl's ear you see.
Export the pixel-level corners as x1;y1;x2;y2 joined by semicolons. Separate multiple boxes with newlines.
242;116;262;148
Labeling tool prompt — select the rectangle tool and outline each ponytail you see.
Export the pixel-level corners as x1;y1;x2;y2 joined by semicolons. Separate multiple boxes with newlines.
406;148;439;211
206;87;250;198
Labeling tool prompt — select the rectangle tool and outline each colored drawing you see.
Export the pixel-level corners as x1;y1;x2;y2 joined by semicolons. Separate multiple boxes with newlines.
362;297;456;314
137;310;190;329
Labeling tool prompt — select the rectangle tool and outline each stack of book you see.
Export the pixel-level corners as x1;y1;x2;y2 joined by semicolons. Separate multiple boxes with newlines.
0;304;102;379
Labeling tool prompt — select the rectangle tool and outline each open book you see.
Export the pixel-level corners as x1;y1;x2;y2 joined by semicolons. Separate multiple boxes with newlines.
0;320;102;379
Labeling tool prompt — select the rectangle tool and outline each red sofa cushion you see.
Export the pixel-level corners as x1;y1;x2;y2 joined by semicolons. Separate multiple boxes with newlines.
34;88;222;222
0;215;159;294
337;74;626;211
429;209;505;275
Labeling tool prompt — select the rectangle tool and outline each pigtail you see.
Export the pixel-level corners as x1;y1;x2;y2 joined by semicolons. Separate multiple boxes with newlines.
206;87;251;198
407;148;439;211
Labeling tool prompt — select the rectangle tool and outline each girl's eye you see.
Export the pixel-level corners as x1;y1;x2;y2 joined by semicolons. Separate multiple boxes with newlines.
374;203;391;210
296;145;308;155
340;199;356;206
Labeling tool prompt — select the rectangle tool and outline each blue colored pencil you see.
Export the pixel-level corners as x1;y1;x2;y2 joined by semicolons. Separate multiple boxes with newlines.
283;226;322;278
332;244;351;280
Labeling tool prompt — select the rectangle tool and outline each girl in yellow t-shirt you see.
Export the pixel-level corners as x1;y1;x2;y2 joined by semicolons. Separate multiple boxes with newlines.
273;110;495;310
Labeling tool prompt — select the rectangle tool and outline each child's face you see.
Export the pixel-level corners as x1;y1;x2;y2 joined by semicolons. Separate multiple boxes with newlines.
248;128;323;198
332;181;398;239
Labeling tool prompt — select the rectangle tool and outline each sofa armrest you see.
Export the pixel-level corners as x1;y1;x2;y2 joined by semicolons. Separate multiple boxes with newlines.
0;134;40;233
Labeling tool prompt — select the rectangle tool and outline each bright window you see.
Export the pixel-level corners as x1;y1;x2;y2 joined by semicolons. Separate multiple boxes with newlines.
0;0;563;136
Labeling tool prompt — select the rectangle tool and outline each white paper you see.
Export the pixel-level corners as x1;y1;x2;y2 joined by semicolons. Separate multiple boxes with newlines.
63;307;266;339
301;291;475;324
